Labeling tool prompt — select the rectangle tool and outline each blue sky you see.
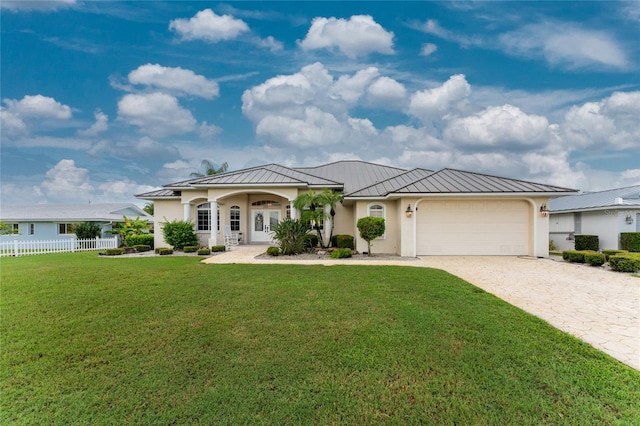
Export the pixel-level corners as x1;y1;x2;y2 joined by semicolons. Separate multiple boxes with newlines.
2;1;639;206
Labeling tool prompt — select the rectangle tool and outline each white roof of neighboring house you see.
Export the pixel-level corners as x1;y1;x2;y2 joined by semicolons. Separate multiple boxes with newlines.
550;185;640;213
0;203;152;222
137;160;576;200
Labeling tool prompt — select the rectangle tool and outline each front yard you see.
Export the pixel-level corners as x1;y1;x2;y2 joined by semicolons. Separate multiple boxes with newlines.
1;253;639;424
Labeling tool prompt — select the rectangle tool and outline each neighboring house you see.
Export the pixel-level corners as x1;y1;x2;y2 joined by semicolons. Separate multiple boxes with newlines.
137;161;575;257
549;185;640;251
0;203;152;241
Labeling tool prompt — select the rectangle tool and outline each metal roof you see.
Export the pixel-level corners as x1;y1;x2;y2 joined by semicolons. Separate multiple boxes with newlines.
136;189;180;199
190;164;341;187
0;203;152;222
550;185;640;212
392;168;575;194
296;161;407;194
346;168;434;197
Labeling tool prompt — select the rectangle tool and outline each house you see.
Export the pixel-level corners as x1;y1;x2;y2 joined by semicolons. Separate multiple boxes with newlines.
0;203;152;241
549;185;640;251
136;161;575;257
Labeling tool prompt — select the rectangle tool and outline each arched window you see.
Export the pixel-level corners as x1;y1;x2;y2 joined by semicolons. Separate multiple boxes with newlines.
367;204;385;238
197;203;220;231
230;205;241;231
251;200;281;207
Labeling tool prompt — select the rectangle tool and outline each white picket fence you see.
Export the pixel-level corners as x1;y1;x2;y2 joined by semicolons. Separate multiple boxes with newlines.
0;237;118;257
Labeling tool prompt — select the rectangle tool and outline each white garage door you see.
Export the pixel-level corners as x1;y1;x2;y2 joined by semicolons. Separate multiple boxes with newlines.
416;200;530;255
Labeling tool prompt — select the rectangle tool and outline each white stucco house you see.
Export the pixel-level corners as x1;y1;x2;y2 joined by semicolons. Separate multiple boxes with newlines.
549;185;640;251
0;203;152;241
137;160;575;257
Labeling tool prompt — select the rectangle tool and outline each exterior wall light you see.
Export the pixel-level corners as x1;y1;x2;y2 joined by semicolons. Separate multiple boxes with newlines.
539;204;549;217
626;215;634;224
405;204;413;218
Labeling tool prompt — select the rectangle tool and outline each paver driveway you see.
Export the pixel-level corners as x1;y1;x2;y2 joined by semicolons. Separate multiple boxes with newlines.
204;248;640;370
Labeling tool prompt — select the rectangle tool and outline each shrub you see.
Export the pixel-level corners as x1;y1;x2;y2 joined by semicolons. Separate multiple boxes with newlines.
620;232;640;252
331;234;355;249
303;233;319;250
271;219;312;255
197;248;211;255
74;222;101;239
330;248;352;259
266;246;280;256
562;250;590;263
125;233;154;249
183;245;198;253
357;216;385;256
156;248;173;255
602;249;628;261
211;245;226;252
161;219;198;250
132;244;151;252
101;248;125;256
584;252;606;267
574;235;599;251
549;239;557;251
609;253;640;273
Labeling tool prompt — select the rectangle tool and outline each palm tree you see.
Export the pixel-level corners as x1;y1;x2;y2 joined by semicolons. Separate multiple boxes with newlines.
319;189;343;247
293;190;327;248
190;159;229;178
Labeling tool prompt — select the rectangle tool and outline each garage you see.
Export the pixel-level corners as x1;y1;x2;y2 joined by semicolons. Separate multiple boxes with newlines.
416;199;531;255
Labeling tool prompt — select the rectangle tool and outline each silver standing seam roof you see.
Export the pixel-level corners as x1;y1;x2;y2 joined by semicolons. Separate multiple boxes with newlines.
136;160;576;200
550;185;640;212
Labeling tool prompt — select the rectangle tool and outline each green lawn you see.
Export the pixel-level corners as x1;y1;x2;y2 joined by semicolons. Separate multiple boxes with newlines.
2;253;639;425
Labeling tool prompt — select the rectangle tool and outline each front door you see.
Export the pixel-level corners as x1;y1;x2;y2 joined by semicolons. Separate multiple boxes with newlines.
252;210;280;243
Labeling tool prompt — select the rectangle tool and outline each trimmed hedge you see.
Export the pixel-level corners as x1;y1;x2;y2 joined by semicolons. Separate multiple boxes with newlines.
562;250;602;264
574;235;599;251
584;252;606;267
609;253;640;273
602;249;628;261
304;233;319;250
211;245;226;252
183;245;198;253
101;248;125;256
266;246;280;256
330;248;352;259
331;234;355;249
132;244;151;252
620;232;640;252
125;233;154;249
155;247;173;255
197;248;211;255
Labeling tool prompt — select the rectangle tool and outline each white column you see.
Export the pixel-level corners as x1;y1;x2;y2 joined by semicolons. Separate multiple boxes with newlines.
183;202;191;221
209;200;219;247
289;200;297;219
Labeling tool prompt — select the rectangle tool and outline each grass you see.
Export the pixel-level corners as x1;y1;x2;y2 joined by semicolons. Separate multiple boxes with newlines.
2;253;639;425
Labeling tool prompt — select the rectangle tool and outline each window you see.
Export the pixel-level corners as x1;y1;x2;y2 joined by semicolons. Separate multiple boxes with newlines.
230;206;240;231
367;204;385;238
197;203;211;231
285;205;291;219
28;223;35;235
251;200;281;207
11;223;19;233
58;223;75;234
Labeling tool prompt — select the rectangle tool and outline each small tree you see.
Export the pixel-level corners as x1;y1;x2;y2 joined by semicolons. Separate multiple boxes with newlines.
271;219;311;255
319;189;343;247
162;219;199;250
293;190;327;248
143;202;154;216
357;216;385;256
0;221;19;235
74;222;101;239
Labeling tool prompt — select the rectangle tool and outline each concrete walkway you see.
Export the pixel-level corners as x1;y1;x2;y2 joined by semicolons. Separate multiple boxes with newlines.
203;247;640;370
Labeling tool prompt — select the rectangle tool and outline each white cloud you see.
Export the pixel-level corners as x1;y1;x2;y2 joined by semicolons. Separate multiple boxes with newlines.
420;43;438;56
39;159;93;198
78;109;108;136
127;64;220;99
3;94;72;119
330;67;380;105
1;0;76;12
444;104;550;149
499;22;628;70
561;91;640;150
117;92;197;137
298;15;394;58
199;122;222;140
409;74;471;122
169;9;249;42
418;19;474;48
254;35;284;52
0;107;27;136
255;106;345;147
366;77;407;106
